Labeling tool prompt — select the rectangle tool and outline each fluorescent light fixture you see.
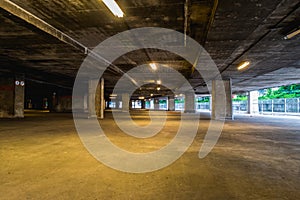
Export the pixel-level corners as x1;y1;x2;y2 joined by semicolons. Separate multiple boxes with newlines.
102;0;124;18
157;80;161;85
138;97;145;100
146;80;155;83
150;63;157;70
237;61;250;71
110;94;117;97
284;29;300;40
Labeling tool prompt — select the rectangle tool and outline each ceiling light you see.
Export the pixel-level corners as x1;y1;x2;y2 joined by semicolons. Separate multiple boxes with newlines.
138;97;145;100
284;29;300;40
150;94;154;97
102;0;124;18
150;63;157;70
110;94;117;97
237;61;250;70
157;80;161;84
157;87;161;91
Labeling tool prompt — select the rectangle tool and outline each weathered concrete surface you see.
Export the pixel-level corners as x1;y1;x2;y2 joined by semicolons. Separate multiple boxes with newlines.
248;91;259;115
184;92;196;113
0;110;299;199
13;75;25;118
168;96;175;111
122;93;130;112
1;0;299;95
0;76;14;117
154;98;160;110
212;79;233;120
0;75;24;118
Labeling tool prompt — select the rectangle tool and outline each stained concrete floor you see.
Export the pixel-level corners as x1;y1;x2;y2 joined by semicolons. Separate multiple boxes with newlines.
0;110;299;200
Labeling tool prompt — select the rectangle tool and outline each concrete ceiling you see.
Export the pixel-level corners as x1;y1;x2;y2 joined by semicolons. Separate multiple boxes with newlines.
0;0;299;96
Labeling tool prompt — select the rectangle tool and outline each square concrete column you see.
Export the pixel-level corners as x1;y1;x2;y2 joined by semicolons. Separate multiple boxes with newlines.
211;79;233;120
141;99;146;109
168;96;175;111
184;92;195;113
88;78;104;119
248;91;259;115
209;96;212;111
0;75;24;118
14;75;25;118
71;83;87;113
88;79;98;118
115;96;121;109
154;98;160;110
122;93;130;112
99;78;105;119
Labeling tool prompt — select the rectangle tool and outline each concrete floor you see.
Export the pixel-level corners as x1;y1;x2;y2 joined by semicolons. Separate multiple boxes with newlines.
0;110;299;200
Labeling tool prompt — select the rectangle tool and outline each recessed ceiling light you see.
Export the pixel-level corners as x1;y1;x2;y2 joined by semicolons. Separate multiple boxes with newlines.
237;61;250;70
102;0;124;18
150;94;154;97
150;63;157;70
157;80;161;84
157;87;161;91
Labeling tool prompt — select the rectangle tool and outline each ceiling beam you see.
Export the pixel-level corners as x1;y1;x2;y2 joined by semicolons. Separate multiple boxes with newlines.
193;0;300;90
219;1;300;74
184;0;191;47
0;55;74;89
0;0;139;87
201;0;219;46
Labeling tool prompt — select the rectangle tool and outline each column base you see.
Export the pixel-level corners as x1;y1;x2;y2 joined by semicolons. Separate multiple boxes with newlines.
212;116;234;120
184;110;196;113
88;115;97;119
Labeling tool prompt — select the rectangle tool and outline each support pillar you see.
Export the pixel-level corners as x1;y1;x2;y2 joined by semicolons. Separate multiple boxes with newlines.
297;98;300;113
88;78;104;119
141;100;146;109
248;91;259;115
209;96;212;111
122;93;130;112
154;98;160;110
184;92;195;113
168;96;175;111
14;75;25;118
211;79;233;120
71;88;86;113
0;74;24;118
88;79;98;118
115;96;121;109
99;78;104;119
